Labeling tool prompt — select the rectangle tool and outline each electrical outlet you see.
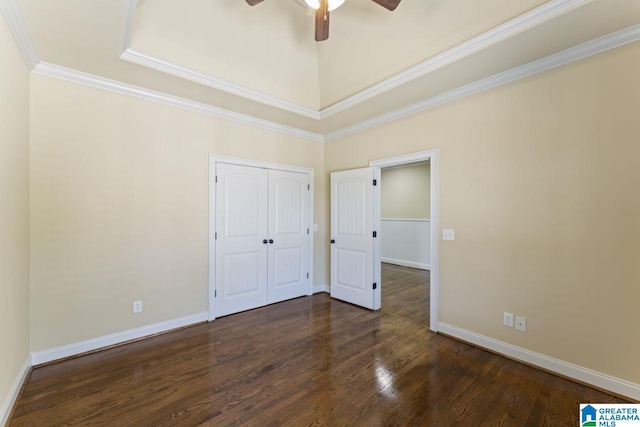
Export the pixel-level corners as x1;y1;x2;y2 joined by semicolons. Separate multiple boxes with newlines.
443;229;455;241
515;316;526;332
503;312;514;327
133;300;143;314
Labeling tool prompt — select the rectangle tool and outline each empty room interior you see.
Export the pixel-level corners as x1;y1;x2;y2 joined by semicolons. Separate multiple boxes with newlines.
1;0;639;425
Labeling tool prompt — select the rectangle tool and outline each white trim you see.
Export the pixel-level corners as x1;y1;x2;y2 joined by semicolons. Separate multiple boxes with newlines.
121;0;138;54
30;312;208;366
381;258;430;271
370;149;439;332
32;62;324;143
308;170;315;296
318;0;590;119
325;24;640;142
438;322;640;401
0;0;39;69
313;284;330;294
121;48;321;120
211;155;314;175
373;167;382;310
0;357;31;426
118;0;590;120
208;155;315;321
381;218;430;223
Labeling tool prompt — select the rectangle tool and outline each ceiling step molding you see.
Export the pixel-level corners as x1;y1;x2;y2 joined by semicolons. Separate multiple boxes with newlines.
3;0;639;144
121;0;591;120
32;62;325;143
318;0;591;119
0;0;39;69
324;23;640;142
121;0;138;54
121;47;322;120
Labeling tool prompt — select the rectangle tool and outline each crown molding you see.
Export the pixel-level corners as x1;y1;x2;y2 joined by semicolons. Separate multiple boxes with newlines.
120;0;320;120
4;0;638;145
324;23;640;142
0;0;39;69
121;0;137;54
319;0;592;118
120;47;322;120
32;62;325;142
121;0;591;120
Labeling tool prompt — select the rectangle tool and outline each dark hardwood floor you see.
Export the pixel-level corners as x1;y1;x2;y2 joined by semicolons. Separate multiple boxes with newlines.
10;264;624;426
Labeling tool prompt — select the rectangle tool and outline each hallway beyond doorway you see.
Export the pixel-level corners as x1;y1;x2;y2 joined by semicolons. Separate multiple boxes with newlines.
381;262;429;327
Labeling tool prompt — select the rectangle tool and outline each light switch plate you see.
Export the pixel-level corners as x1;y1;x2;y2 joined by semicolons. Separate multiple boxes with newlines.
443;229;455;241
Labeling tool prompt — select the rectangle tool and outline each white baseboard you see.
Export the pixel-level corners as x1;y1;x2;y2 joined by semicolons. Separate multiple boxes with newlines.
438;322;640;401
313;284;330;294
31;312;208;366
0;356;31;426
382;257;430;271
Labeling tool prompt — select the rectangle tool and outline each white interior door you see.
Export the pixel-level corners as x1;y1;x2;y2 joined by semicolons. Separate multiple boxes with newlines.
267;170;310;304
330;167;380;310
215;163;268;317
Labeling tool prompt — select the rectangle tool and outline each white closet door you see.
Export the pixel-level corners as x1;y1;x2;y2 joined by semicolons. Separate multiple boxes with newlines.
330;167;379;310
215;163;268;317
267;170;310;304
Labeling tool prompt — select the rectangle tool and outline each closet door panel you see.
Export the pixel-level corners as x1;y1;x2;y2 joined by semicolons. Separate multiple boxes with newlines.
267;170;310;304
215;163;268;317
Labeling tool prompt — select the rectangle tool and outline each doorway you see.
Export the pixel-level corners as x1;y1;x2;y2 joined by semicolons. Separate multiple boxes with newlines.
370;150;439;332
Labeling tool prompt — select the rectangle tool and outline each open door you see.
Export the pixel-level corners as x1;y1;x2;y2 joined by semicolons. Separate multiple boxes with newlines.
330;167;381;310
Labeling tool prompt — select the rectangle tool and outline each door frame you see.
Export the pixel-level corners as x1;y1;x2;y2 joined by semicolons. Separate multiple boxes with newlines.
208;154;314;321
369;149;439;332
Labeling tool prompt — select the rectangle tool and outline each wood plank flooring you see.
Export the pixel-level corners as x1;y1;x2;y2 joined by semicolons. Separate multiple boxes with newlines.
10;264;624;426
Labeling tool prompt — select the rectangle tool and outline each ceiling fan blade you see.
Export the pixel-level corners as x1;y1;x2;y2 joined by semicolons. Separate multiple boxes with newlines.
371;0;401;11
315;0;329;41
245;0;264;5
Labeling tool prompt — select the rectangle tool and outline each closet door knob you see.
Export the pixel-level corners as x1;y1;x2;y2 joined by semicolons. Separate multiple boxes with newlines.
269;239;274;244
263;239;268;244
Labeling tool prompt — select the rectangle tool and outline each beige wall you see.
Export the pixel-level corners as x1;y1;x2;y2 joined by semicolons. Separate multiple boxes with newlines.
326;42;640;384
29;74;326;351
0;17;31;418
381;163;430;219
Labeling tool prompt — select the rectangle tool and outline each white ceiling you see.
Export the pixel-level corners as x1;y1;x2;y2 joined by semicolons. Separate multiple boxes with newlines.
16;0;640;137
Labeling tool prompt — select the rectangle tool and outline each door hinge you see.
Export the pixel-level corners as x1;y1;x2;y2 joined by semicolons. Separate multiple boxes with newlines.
215;232;217;240
373;283;377;290
307;272;309;279
373;179;377;186
308;184;310;190
307;228;310;234
215;175;218;183
373;231;377;238
215;290;217;297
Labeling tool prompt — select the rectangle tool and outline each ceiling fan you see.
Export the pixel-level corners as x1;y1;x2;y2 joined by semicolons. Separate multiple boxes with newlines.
245;0;401;42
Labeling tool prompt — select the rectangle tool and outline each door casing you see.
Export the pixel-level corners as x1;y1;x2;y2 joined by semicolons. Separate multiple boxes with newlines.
369;149;439;332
